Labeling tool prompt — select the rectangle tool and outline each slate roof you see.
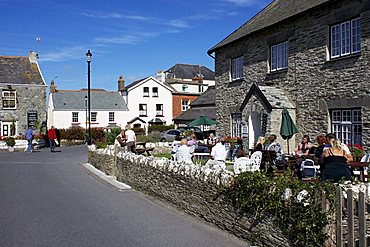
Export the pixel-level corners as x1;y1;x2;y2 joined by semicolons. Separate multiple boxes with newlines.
189;86;215;107
165;64;215;80
125;77;149;90
52;91;128;111
208;0;331;53
174;106;216;121
0;55;44;85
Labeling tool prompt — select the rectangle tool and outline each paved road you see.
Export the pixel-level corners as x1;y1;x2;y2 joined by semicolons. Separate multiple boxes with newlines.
0;146;246;247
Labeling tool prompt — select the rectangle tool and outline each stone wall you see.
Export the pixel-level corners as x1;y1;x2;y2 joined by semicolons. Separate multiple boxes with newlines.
88;146;291;246
214;0;370;149
0;86;46;134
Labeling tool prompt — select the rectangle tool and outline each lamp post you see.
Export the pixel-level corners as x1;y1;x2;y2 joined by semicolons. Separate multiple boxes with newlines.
84;95;88;143
86;50;92;145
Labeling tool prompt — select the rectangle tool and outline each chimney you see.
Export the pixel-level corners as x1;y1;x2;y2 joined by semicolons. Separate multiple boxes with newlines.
50;80;57;93
28;51;38;64
155;70;165;83
118;75;125;92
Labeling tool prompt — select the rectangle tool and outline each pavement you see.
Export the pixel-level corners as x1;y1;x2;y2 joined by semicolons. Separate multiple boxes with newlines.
0;145;247;247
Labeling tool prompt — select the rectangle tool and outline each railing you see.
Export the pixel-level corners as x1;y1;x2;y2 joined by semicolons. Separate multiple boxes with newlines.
335;186;369;246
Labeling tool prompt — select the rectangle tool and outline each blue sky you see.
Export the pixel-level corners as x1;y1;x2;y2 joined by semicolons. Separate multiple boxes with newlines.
0;0;270;91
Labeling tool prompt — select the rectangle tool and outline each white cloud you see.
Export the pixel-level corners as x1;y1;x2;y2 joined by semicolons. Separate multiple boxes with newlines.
223;0;269;7
39;46;86;62
94;32;159;45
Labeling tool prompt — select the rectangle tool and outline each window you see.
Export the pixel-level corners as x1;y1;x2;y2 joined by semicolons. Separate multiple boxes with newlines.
198;85;204;93
109;112;115;122
152;87;158;97
270;41;288;72
231;114;242;137
330;18;361;59
72;112;79;123
2;90;16;109
156;104;163;116
231;56;244;81
181;100;189;111
182;84;188;92
331;109;362;146
143;87;149;97
91;112;97;122
139;104;147;116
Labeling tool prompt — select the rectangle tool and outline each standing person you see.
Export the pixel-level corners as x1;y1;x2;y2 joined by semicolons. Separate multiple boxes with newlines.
115;129;126;147
125;124;136;152
48;126;58;152
25;127;34;153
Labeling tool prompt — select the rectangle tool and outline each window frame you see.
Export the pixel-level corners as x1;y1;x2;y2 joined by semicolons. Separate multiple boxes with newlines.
143;87;149;97
270;41;288;72
331;108;362;146
231;56;244;81
156;104;163;116
330;17;361;59
139;104;147;116
109;112;115;122
152;87;158;97
90;112;97;122
72;112;79;123
182;84;188;92
2;90;17;109
231;113;242;138
181;99;189;112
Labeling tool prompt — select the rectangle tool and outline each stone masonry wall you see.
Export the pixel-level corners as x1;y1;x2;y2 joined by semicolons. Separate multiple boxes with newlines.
214;0;370;149
88;146;291;247
0;86;46;134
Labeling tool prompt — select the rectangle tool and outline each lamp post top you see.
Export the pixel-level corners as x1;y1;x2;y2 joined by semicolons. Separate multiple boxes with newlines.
86;50;92;62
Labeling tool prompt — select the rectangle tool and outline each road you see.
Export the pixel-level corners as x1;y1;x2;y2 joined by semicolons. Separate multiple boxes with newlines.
0;145;246;247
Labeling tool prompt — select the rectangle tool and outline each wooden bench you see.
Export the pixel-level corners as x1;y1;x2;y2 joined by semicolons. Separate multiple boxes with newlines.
134;142;154;156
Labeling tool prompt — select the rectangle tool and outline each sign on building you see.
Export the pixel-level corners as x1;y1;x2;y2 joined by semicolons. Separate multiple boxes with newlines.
27;110;38;129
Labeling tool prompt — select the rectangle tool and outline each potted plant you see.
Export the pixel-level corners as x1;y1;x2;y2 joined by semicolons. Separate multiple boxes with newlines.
6;137;16;152
349;144;366;162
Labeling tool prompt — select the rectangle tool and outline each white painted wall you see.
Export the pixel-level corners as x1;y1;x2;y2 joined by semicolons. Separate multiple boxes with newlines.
126;77;173;129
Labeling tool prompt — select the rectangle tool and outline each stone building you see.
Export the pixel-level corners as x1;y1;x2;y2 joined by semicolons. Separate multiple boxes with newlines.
208;0;370;150
0;52;46;137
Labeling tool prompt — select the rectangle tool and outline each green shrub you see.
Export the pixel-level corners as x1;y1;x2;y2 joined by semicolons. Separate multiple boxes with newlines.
95;141;108;149
6;137;16;147
148;124;174;133
91;128;105;144
223;171;335;246
105;128;121;145
136;133;161;143
132;127;145;136
60;126;85;141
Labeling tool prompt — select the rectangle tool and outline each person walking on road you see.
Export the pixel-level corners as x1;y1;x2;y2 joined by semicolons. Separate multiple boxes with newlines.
25;127;34;153
48;126;58;152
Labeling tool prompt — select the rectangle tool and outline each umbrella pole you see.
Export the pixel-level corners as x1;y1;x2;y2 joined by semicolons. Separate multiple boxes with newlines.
287;140;290;154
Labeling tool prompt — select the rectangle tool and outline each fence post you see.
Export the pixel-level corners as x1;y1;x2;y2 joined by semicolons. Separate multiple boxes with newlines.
347;189;354;247
359;190;366;247
336;186;343;247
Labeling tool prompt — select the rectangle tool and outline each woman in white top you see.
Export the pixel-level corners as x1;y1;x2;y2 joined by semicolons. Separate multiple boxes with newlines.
125;124;136;152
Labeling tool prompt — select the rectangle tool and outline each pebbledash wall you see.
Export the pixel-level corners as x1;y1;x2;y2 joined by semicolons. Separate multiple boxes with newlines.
213;0;370;149
88;146;291;247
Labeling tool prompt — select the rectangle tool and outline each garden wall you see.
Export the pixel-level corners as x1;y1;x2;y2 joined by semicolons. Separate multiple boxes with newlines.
88;146;291;246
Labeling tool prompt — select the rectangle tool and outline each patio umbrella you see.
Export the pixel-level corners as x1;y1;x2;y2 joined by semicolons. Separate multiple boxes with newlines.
188;116;217;130
280;108;298;153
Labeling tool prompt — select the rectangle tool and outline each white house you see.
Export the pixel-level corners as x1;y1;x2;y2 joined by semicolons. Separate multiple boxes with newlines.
121;76;173;130
47;84;129;130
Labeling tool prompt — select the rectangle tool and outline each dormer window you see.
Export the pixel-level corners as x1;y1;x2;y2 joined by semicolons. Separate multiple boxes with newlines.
182;84;188;92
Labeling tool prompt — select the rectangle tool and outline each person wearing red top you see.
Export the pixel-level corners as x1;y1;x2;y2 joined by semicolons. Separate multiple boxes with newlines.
48;126;58;152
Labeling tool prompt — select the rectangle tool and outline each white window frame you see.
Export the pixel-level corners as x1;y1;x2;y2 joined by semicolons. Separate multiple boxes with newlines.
331;109;362;146
139;104;147;116
143;87;149;97
182;84;188;92
2;90;16;109
91;112;97;122
156;104;163;116
231;56;244;81
72;112;79;123
270;41;288;72
109;112;115;122
330;17;361;59
152;87;158;97
181;99;189;112
231;113;242;138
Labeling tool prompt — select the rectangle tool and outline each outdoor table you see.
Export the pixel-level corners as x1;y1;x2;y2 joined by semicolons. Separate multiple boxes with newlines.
192;152;211;165
135;142;154;156
198;143;215;153
348;162;369;182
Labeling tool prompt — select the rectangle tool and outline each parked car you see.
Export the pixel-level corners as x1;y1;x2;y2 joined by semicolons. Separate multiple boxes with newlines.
177;126;206;140
160;129;182;142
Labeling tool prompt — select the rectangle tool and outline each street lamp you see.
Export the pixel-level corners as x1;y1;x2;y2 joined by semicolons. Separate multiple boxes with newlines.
84;95;88;143
86;49;92;145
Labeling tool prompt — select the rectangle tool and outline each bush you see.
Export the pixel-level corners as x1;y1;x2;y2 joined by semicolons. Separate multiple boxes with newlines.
105;128;121;145
60;126;85;141
223;171;335;246
136;133;161;143
132;127;145;136
6;137;16;147
148;124;174;133
91;128;105;144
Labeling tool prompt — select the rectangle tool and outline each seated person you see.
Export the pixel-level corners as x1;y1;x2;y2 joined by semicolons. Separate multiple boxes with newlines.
323;133;351;156
294;135;314;157
175;137;193;163
267;134;286;165
188;134;208;153
207;133;217;146
321;138;353;182
255;136;265;151
205;138;227;170
114;129;126;147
